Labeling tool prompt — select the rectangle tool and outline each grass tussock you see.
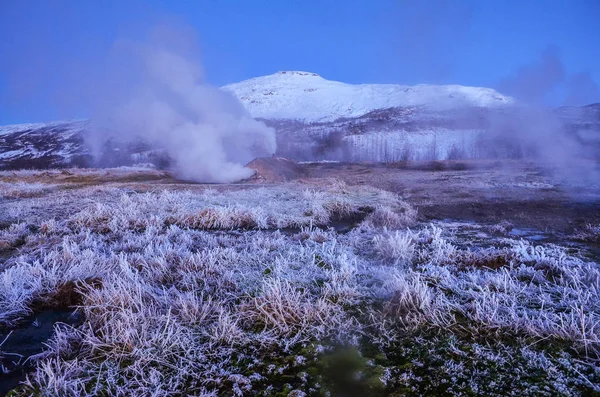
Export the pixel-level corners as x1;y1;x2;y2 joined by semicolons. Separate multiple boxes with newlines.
573;224;600;243
64;181;414;233
0;173;599;395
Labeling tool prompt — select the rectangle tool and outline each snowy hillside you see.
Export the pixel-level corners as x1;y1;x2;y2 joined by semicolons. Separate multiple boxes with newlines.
223;71;514;122
0;120;91;169
0;120;168;170
270;106;490;162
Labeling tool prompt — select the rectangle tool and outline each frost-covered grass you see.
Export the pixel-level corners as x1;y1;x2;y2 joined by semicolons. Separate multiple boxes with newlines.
373;227;600;352
0;167;169;191
62;180;414;233
1;180;599;395
574;224;600;244
0;181;58;199
0;166;157;178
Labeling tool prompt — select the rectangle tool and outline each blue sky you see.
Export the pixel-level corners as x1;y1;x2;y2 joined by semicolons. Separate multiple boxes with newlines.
0;0;599;124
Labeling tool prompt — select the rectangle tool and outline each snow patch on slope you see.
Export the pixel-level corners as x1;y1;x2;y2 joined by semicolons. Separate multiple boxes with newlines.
0;120;88;137
223;71;513;122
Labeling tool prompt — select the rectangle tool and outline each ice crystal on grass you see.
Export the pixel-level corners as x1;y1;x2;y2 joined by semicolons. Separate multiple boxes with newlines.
0;172;598;395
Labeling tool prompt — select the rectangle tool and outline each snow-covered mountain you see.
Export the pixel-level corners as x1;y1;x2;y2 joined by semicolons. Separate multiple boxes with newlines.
223;71;513;122
0;72;598;170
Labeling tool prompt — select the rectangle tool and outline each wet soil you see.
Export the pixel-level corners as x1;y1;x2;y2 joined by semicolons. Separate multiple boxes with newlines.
302;161;600;234
421;200;600;234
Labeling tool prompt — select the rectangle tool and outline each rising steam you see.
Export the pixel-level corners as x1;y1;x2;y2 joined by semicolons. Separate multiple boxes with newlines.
89;23;276;182
494;47;600;184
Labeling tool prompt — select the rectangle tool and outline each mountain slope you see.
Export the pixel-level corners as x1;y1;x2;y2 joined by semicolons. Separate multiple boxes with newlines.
223;71;514;122
270;106;490;162
0;120;91;170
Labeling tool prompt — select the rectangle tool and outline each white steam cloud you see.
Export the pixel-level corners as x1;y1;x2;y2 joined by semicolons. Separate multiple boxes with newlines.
494;47;600;185
90;23;276;182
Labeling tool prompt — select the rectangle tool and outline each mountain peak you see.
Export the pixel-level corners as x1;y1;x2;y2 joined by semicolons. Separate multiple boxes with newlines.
276;71;321;77
223;74;514;122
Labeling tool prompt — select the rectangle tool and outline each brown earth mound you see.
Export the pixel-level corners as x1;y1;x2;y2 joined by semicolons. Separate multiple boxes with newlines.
245;157;308;183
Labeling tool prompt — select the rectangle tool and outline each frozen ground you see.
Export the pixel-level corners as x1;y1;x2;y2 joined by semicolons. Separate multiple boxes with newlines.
0;162;599;396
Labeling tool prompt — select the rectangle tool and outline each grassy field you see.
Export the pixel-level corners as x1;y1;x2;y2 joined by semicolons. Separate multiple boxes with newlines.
1;166;599;396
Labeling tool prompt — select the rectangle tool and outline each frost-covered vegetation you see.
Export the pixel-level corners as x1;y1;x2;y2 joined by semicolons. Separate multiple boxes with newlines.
574;224;600;244
1;175;599;396
0;181;58;199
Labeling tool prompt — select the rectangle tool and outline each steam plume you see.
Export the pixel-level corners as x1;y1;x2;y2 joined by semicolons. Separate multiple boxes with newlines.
565;71;600;106
90;23;276;182
499;46;566;105
492;47;599;185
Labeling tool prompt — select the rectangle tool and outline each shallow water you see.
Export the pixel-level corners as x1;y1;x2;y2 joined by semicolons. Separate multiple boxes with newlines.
509;227;547;241
0;309;83;396
437;220;600;265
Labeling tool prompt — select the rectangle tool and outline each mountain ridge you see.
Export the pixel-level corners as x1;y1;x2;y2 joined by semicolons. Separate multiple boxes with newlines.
222;71;514;122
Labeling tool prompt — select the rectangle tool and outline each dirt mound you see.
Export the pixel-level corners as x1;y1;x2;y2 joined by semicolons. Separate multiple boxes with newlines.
245;157;308;182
